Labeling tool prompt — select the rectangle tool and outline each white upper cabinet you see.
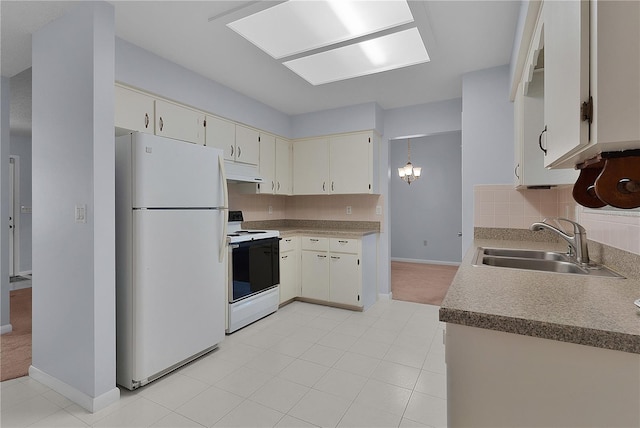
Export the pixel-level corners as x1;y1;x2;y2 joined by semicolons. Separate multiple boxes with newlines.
115;85;154;134
293;137;330;195
204;115;235;160
293;131;378;195
234;125;260;166
275;138;293;195
515;73;578;187
329;132;374;194
543;0;640;168
155;99;205;145
543;0;590;167
115;84;205;145
258;133;276;193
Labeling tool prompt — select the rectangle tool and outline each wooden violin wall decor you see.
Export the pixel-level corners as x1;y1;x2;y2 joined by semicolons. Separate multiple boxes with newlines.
573;150;640;209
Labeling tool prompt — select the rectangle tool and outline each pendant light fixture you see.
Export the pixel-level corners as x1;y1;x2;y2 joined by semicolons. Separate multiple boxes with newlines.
398;138;421;184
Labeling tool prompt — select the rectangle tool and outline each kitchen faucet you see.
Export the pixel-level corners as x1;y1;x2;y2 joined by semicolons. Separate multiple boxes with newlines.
529;218;590;265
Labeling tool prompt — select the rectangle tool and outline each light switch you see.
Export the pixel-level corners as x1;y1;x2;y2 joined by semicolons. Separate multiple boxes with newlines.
75;204;87;224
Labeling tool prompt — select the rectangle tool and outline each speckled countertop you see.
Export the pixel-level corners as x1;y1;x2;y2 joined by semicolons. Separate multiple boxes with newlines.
440;237;640;354
242;220;380;238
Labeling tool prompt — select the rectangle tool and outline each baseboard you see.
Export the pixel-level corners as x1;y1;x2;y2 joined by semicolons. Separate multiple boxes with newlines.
391;257;461;266
1;324;13;335
29;366;120;413
378;293;392;301
18;270;32;277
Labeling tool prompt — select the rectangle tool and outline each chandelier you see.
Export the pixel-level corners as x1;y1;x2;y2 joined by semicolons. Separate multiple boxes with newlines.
398;139;421;184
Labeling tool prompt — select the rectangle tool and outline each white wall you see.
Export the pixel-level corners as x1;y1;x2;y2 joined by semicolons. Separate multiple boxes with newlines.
115;38;291;138
390;132;462;264
461;65;515;253
31;2;118;411
291;102;383;139
9;135;32;273
1;76;10;332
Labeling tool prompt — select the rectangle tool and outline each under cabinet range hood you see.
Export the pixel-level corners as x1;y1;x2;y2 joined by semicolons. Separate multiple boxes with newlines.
224;160;264;183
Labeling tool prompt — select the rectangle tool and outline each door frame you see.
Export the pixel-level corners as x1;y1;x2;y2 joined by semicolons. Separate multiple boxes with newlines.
9;155;20;278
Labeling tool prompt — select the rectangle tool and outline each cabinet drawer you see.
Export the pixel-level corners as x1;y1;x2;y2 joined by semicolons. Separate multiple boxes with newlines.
301;237;329;251
280;236;298;252
330;238;360;254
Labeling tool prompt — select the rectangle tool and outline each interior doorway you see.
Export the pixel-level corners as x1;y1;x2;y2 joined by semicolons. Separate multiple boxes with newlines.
389;131;462;305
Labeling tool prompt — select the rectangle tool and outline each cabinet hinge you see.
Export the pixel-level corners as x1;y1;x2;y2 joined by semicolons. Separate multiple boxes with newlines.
357;259;360;265
258;136;261;142
357;294;360;301
368;137;371;143
203;119;206;127
368;184;371;190
581;96;593;124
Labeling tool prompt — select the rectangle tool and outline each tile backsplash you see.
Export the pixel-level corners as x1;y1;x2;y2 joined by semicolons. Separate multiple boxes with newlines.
228;184;384;224
474;184;640;255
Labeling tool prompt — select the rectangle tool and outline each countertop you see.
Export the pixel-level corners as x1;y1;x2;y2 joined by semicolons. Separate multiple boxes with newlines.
242;220;380;239
439;238;640;354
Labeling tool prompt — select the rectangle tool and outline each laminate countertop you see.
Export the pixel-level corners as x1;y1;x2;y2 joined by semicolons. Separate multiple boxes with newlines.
439;238;640;354
242;220;380;239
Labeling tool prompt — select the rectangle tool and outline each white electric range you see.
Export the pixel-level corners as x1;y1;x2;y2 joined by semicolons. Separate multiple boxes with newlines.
225;211;280;333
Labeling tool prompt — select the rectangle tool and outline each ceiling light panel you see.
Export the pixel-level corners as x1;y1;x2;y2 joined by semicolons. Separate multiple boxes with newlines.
227;0;415;59
283;27;430;85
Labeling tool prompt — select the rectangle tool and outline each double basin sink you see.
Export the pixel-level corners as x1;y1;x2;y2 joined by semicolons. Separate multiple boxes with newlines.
473;247;624;278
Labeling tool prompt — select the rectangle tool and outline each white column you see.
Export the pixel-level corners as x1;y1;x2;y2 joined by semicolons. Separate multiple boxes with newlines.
30;1;119;412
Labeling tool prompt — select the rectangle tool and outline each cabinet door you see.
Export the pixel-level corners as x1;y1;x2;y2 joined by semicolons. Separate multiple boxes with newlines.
275;138;292;195
330;132;372;194
293;138;329;195
329;253;361;306
155;100;205;145
205;116;235;161
235;125;260;165
520;73;578;186
258;133;276;194
279;250;299;304
115;85;154;134
543;0;590;167
300;251;329;301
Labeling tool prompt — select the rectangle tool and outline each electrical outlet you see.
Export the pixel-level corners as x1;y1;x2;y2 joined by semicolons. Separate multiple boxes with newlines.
375;205;382;215
268;205;273;214
346;206;352;215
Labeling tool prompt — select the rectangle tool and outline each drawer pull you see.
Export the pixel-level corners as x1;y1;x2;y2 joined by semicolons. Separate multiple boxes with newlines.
338;240;348;244
331;256;340;260
310;238;319;242
317;254;327;258
281;255;288;259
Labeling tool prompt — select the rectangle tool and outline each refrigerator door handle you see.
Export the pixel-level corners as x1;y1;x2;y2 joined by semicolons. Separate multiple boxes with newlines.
219;154;229;263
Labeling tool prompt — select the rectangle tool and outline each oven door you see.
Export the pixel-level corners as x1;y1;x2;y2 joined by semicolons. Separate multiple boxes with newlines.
228;237;280;303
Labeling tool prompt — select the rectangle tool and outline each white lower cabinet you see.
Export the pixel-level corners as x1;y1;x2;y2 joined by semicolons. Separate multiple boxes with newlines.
329;252;360;306
279;236;300;304
298;235;377;309
300;237;330;301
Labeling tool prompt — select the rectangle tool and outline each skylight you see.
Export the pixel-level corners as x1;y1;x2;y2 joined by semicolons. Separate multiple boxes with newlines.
284;28;430;85
226;0;429;85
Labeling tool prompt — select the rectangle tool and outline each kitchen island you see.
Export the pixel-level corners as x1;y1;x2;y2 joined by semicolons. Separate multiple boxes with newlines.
440;234;640;427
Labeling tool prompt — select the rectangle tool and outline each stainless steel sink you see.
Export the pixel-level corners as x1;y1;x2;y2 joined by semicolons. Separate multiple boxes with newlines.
473;247;624;278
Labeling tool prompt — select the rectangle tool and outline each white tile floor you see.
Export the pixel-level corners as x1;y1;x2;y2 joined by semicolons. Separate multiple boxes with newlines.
1;299;447;428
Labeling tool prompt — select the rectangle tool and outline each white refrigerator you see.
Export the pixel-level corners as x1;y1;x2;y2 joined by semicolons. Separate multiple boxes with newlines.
115;132;228;390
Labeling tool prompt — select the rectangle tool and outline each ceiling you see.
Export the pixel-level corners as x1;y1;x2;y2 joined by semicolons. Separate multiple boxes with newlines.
2;1;521;136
